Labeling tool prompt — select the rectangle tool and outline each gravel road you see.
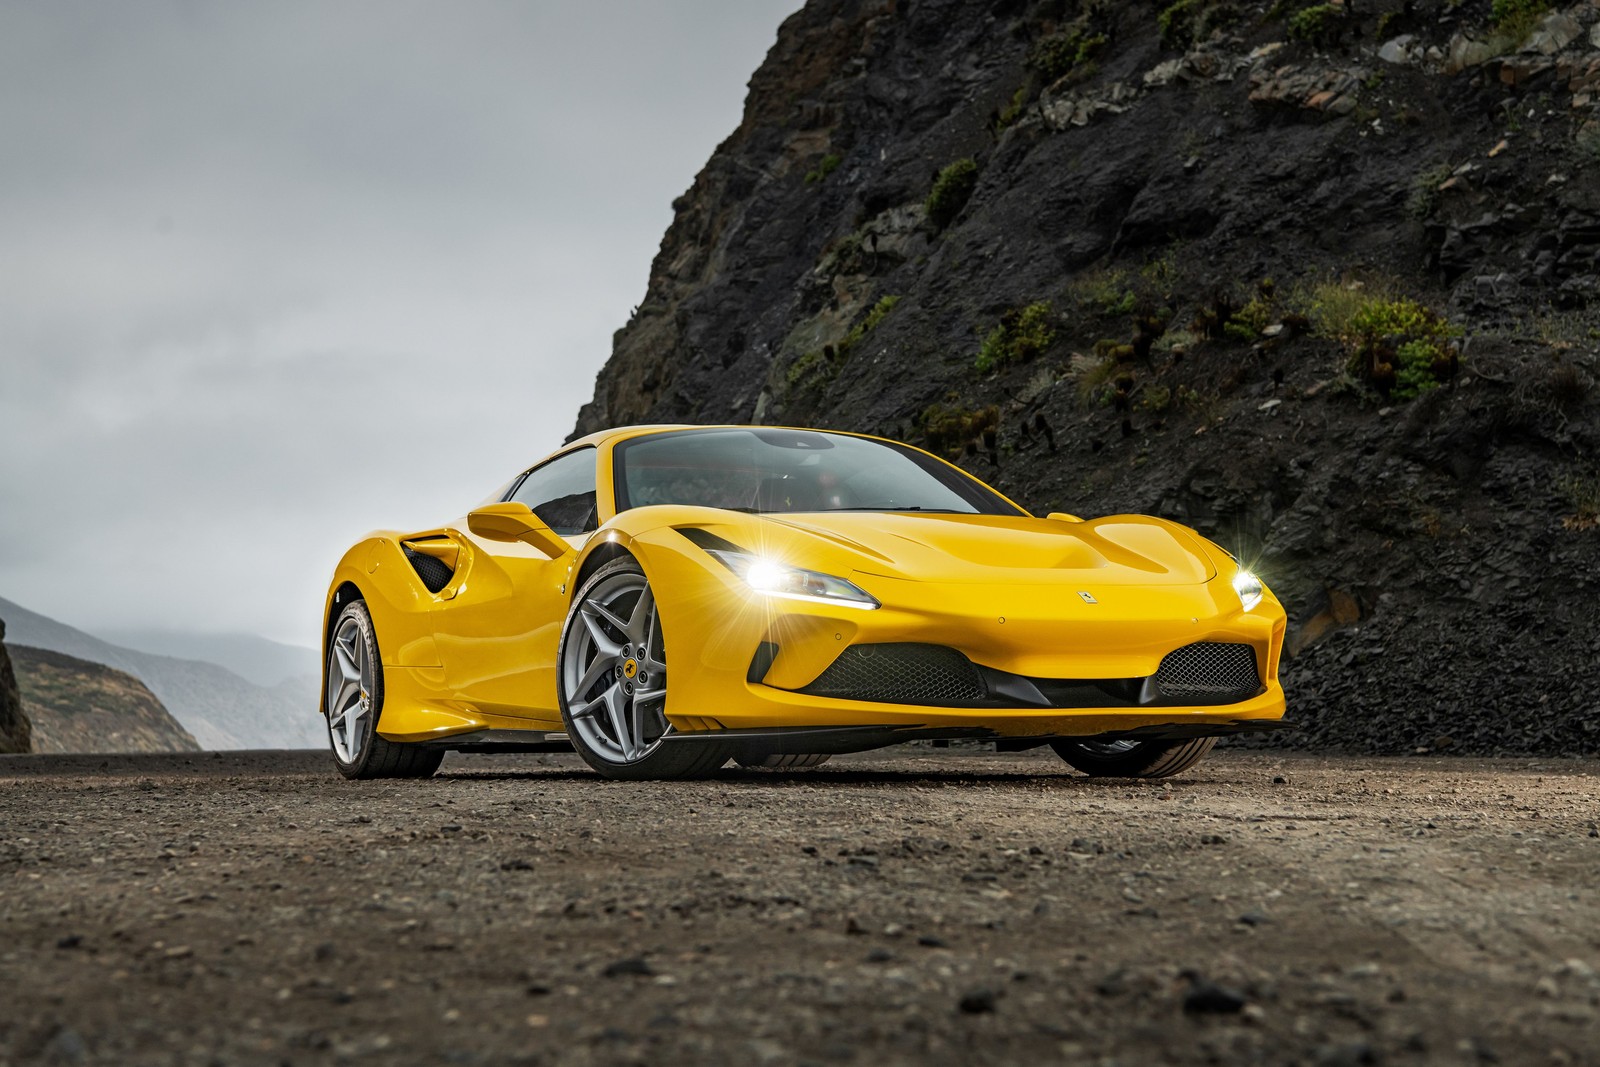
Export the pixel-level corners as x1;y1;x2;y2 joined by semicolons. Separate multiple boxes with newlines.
3;748;1598;1066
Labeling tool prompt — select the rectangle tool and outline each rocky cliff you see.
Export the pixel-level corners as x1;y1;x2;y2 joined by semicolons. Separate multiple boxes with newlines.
0;620;30;753
573;0;1600;755
11;645;200;754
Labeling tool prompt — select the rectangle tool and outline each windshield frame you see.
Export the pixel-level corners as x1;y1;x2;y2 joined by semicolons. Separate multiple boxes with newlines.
610;427;1029;518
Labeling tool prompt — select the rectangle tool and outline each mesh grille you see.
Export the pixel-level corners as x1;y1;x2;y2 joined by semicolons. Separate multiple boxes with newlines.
1155;642;1260;703
798;644;987;706
403;547;454;593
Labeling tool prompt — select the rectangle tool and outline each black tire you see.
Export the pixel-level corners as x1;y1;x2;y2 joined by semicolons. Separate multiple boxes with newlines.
1049;736;1216;779
734;752;833;770
557;558;730;781
325;600;444;781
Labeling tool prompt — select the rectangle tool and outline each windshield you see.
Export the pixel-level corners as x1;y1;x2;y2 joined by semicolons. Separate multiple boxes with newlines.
612;428;1026;516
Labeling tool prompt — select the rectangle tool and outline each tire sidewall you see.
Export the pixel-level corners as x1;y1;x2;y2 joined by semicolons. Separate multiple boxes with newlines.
327;600;383;779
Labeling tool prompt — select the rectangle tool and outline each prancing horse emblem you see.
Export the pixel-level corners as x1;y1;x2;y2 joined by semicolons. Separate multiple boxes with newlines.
1078;591;1098;604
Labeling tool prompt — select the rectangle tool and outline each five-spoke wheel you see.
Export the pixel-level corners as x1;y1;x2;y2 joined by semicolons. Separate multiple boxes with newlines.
557;559;729;779
324;600;442;780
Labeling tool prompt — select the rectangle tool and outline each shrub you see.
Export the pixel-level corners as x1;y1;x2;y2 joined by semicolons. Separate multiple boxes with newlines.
1560;472;1600;531
975;302;1057;373
925;158;979;229
1159;0;1233;49
920;402;1000;457
1306;283;1463;399
995;85;1028;131
1031;27;1108;83
1491;0;1550;37
804;154;842;185
1288;4;1345;43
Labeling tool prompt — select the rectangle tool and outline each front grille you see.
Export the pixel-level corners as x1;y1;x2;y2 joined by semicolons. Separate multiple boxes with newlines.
1155;642;1260;704
797;644;988;706
403;547;454;593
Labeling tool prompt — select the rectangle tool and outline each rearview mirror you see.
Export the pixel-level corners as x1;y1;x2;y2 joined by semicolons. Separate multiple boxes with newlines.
1047;512;1084;523
467;503;572;558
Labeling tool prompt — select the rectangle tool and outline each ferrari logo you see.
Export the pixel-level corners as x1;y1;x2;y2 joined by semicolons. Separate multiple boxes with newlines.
1078;591;1098;604
622;659;638;679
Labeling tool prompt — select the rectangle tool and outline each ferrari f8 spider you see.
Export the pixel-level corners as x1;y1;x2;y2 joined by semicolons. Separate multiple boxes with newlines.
321;425;1288;780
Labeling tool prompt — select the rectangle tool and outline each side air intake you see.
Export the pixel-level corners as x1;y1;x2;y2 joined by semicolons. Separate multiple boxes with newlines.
403;546;454;593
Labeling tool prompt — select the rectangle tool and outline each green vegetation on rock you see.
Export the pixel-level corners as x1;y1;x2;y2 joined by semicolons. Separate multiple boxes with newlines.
787;295;902;388
805;153;842;185
925;158;979;229
975;302;1056;373
1288;3;1345;43
1309;284;1463;400
1490;0;1550;37
1030;26;1107;83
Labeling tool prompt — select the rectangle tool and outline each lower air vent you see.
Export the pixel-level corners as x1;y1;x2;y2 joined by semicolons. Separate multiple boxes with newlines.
1155;642;1260;703
797;644;987;706
403;547;454;593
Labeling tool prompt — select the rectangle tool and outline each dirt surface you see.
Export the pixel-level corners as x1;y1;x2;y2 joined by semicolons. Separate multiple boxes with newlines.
3;748;1599;1066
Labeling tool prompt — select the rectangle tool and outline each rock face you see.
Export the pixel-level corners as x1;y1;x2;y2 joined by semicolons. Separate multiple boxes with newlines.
11;645;200;754
572;0;1600;756
0;620;31;754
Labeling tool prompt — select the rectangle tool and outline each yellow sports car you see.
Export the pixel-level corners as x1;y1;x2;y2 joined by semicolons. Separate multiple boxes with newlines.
321;425;1287;781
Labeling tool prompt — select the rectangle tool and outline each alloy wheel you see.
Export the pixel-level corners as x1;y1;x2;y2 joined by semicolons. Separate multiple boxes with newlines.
561;570;669;763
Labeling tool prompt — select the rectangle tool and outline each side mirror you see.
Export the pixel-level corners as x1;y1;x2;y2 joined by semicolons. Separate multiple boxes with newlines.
467;503;572;558
1047;512;1084;523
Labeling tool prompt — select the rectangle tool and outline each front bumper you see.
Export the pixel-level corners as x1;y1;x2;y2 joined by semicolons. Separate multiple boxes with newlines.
639;530;1289;739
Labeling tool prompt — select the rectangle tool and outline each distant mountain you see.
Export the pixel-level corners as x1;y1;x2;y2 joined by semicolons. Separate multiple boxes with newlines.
0;595;324;750
11;644;199;754
96;628;316;689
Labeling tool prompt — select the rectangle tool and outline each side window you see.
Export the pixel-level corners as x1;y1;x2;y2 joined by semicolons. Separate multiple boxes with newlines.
506;447;598;536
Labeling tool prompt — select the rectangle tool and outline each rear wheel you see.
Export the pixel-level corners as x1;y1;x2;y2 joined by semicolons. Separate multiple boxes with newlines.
557;558;730;780
1050;737;1215;779
325;600;444;780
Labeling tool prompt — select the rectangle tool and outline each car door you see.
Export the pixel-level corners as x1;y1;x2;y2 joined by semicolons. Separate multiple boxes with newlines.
431;447;599;724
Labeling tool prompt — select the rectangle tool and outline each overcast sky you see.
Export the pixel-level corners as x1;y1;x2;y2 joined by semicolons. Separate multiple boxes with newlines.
0;0;797;648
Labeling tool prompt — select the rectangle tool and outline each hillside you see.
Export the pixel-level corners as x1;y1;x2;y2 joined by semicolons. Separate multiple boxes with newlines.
572;0;1600;754
0;596;323;750
10;645;199;754
0;620;29;753
97;628;316;689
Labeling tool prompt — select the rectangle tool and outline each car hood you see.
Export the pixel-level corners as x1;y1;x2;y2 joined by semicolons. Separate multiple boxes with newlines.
751;512;1218;586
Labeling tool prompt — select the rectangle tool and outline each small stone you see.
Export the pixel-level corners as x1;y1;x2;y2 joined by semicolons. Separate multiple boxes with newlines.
865;948;894;963
1272;775;1290;785
1488;139;1509;158
602;957;654;978
55;935;83;950
958;988;999;1014
917;935;948;948
164;945;192;959
46;1028;88;1066
1535;975;1560;997
1238;911;1269;926
1183;980;1247;1014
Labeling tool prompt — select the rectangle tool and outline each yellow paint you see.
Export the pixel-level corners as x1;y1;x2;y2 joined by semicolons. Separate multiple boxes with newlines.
319;425;1288;743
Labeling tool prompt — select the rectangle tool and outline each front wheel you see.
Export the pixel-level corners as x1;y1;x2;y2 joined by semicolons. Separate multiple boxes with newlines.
325;600;443;780
557;558;729;780
1050;737;1216;779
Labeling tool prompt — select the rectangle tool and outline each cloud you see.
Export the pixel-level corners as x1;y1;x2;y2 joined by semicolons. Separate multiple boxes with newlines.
0;0;798;644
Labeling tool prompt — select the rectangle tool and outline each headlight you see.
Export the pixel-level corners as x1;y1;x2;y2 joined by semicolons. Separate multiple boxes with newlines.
706;550;879;610
1232;569;1264;612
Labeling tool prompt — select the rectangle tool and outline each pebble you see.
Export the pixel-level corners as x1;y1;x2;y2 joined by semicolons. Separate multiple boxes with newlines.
958;988;999;1014
1183;980;1247;1014
602;957;654;978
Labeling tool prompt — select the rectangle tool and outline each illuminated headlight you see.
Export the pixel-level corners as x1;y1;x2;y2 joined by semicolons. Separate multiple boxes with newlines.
1232;569;1264;612
706;550;879;610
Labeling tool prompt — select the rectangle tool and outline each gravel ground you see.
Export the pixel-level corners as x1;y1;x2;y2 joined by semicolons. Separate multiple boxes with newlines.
3;747;1599;1066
